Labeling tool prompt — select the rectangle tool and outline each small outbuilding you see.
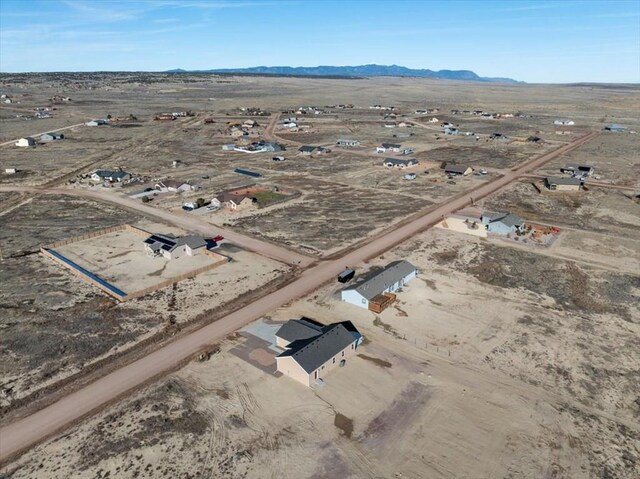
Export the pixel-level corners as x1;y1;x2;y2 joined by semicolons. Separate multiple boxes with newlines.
336;139;360;148
604;124;626;132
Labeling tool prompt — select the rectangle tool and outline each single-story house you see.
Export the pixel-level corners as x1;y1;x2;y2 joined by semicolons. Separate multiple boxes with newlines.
216;192;257;210
341;260;417;312
404;173;417;180
481;212;524;235
428;117;439;123
275;318;363;387
490;132;509;140
298;146;329;155
382;158;419;169
243;119;258;128
91;170;129;183
15;137;36;147
336;139;360;148
85;119;108;127
40;132;64;142
222;144;236;151
155;179;193;193
5;168;17;174
444;127;459;135
384;123;397;128
282;121;298;128
604;124;626;132
561;164;594;177
143;233;207;260
394;133;412;139
376;143;401;153
545;176;582;191
554;119;575;126
444;163;473;176
527;136;543;143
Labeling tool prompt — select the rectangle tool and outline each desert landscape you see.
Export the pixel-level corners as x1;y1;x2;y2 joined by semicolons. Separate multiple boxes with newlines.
0;71;638;479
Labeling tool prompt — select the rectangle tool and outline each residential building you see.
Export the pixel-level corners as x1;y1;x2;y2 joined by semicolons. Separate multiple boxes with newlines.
481;212;524;235
376;143;401;153
298;146;329;155
85;119;108;127
444;127;459;135
341;260;417;312
91;170;129;183
222;144;236;151
40;132;64;142
554;119;575;126
561;164;594;178
604;124;626;132
15;137;36;147
404;173;417;180
444;163;473;176
154;180;193;193
545;176;582;191
275;318;363;387
428;117;439;123
216;192;257;211
382;158;419;169
336;139;360;148
143;233;208;260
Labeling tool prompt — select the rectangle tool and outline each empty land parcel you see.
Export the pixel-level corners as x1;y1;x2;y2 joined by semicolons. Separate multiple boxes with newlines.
0;74;639;477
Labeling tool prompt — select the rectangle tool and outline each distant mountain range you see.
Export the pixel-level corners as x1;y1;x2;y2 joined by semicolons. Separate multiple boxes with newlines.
166;64;521;83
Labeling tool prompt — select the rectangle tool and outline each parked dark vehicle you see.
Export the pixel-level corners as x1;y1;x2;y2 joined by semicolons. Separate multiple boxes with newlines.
337;268;355;283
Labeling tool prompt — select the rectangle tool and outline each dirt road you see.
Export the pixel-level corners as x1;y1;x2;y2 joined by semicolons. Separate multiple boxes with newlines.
0;122;88;147
0;185;314;267
0;131;600;463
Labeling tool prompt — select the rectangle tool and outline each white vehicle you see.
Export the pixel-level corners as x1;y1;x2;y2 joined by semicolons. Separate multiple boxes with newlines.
404;173;417;180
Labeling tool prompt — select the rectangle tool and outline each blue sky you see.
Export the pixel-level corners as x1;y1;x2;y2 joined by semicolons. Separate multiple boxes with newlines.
1;0;639;82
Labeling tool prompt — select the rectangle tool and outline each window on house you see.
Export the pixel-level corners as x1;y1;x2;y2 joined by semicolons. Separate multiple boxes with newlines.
342;351;345;356
333;357;336;364
362;299;366;304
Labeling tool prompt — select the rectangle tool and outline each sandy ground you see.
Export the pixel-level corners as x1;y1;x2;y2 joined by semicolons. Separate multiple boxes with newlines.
5;224;638;479
54;226;224;293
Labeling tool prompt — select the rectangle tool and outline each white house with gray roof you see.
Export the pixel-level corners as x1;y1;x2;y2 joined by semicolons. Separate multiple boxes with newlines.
481;212;524;235
341;260;417;310
275;318;363;387
143;233;208;260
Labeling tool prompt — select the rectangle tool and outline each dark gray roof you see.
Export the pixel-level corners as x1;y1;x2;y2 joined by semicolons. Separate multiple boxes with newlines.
277;323;358;373
546;176;582;185
482;212;523;228
145;233;207;253
344;260;416;300
381;143;401;148
299;145;316;152
276;318;324;342
93;170;128;180
444;163;470;174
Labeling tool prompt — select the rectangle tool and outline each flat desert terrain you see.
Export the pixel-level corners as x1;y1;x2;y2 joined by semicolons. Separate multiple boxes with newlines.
0;73;638;478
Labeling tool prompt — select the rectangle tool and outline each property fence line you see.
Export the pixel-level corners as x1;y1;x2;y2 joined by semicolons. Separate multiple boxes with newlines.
124;251;229;301
40;247;127;301
42;224;230;302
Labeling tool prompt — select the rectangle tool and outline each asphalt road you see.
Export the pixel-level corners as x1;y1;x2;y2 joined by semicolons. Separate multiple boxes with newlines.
0;131;599;463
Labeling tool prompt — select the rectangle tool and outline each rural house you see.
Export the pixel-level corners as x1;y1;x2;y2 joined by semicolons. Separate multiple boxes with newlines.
85;119;108;127
275;318;363;387
216;192;257;211
480;212;524;235
376;143;401;153
144;233;208;260
336;139;360;148
554;119;575;126
91;170;130;183
382;158;419;169
154;180;193;193
341;260;417;312
545;176;582;191
298;145;329;156
15;137;36;147
444;163;473;176
40;132;64;142
561;164;594;178
604;124;626;132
